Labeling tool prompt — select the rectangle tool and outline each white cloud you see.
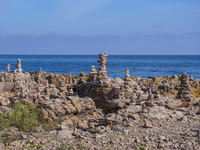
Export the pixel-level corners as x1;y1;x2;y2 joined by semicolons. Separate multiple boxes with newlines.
55;0;112;19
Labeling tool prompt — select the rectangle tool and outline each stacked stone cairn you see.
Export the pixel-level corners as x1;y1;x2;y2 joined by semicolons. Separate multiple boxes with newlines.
97;52;108;80
7;64;11;72
124;69;131;88
88;65;97;81
177;72;191;102
15;59;22;73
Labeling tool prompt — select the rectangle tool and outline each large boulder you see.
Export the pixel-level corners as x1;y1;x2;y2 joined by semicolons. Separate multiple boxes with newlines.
0;82;14;92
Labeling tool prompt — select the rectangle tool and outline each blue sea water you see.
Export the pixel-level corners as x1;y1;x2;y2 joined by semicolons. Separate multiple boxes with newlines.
0;55;200;79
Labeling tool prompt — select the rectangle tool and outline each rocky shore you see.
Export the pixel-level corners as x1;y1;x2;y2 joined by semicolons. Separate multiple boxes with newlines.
0;53;200;150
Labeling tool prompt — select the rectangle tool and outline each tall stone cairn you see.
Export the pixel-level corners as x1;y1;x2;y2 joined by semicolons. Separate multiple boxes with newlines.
97;52;108;79
177;72;191;102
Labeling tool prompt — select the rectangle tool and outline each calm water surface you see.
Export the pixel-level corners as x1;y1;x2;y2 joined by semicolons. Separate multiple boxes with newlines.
0;55;199;78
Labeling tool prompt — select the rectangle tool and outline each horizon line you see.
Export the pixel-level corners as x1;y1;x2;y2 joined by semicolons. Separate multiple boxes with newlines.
0;54;200;56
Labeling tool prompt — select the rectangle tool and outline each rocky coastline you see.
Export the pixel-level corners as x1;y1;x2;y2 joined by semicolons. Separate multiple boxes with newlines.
0;53;200;150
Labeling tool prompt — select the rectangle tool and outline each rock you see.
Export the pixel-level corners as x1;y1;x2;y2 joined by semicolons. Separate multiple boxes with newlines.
104;113;122;125
192;115;200;121
0;82;14;92
197;129;200;140
60;122;69;130
9;140;21;147
144;121;153;128
57;129;74;139
105;99;125;110
128;114;140;120
0;143;5;150
0;97;10;106
77;120;88;129
167;102;177;110
135;137;140;143
125;105;143;113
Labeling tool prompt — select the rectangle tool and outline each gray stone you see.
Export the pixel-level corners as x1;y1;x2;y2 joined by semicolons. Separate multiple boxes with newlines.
0;82;14;92
105;99;125;110
57;129;74;139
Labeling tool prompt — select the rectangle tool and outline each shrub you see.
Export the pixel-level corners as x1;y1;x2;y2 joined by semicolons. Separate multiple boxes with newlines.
8;101;40;132
0;113;10;131
0;101;43;132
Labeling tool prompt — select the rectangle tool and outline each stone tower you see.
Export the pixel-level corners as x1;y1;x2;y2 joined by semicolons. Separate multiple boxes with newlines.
177;72;191;102
97;52;108;79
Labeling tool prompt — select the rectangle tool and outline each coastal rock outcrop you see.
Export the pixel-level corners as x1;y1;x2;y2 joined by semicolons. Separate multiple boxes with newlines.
0;53;200;150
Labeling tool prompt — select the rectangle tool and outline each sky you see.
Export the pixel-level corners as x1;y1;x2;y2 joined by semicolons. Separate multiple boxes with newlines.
0;0;200;55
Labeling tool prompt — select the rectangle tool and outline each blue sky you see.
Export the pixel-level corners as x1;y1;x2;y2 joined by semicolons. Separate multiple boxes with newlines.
0;0;200;54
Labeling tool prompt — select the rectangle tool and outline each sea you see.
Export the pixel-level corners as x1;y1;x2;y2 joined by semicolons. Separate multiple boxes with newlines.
0;55;200;79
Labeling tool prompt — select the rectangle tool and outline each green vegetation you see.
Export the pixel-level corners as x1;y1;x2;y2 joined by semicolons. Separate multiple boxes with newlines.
55;83;60;89
57;143;86;150
132;145;145;150
0;113;10;131
0;133;18;146
0;101;45;132
57;143;67;150
8;101;40;132
76;143;86;150
22;143;42;149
